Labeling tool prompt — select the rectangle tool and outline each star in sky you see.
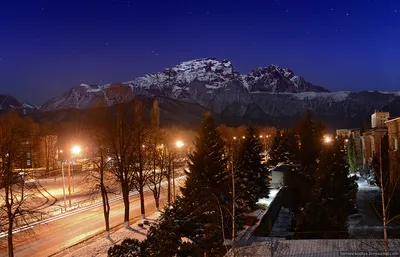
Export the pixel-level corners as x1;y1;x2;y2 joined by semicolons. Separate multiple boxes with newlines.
0;0;399;104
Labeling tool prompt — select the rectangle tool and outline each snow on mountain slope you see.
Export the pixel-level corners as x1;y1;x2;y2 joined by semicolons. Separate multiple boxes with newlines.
41;58;329;111
38;58;400;128
242;65;328;93
0;94;38;114
292;91;351;101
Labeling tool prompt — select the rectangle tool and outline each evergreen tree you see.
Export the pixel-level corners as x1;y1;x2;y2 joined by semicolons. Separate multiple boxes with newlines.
292;110;324;214
236;126;270;211
268;129;299;166
178;112;230;255
268;130;283;166
108;113;229;256
348;134;358;173
296;138;358;239
299;110;323;168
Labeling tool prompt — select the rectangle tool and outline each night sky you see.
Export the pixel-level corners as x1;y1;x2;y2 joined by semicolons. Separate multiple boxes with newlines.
1;0;399;104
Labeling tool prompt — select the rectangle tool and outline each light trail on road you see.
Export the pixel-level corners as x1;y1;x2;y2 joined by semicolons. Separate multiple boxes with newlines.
0;176;186;257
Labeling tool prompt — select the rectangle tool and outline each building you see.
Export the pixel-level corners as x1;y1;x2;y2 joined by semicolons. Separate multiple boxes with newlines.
14;135;58;170
336;129;350;138
371;111;390;129
386;117;400;186
361;111;390;171
269;164;301;189
336;128;363;168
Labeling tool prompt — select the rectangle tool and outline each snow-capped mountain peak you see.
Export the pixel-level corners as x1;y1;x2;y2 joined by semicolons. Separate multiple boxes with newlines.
242;64;327;93
130;58;238;91
40;58;331;111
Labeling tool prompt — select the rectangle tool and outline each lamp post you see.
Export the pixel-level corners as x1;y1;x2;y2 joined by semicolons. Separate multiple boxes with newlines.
174;140;184;201
71;145;81;193
59;150;67;210
66;145;81;207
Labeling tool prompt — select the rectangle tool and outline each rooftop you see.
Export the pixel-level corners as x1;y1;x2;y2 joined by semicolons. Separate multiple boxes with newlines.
232;239;400;256
386;117;400;123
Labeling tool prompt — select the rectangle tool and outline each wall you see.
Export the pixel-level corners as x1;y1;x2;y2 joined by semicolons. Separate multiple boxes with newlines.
253;189;283;237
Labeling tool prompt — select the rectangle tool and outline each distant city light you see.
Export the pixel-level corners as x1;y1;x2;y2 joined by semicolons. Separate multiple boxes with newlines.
233;136;237;140
242;136;245;139
344;139;349;143
260;135;263;138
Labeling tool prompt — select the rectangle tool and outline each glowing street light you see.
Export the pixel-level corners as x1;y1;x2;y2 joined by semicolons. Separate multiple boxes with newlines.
176;140;184;148
324;136;332;144
233;136;237;140
344;139;349;143
242;136;245;139
71;145;81;155
260;135;263;138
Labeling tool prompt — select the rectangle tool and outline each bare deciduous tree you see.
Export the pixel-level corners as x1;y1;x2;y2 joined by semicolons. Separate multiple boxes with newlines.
0;113;43;257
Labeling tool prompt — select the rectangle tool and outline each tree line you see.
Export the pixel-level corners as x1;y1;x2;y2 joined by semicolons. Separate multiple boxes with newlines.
108;112;271;257
268;110;358;239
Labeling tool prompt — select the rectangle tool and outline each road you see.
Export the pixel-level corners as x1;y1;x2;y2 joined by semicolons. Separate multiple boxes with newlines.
0;177;185;257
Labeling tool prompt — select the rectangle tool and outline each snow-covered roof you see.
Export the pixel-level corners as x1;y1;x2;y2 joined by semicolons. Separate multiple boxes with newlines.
231;239;400;257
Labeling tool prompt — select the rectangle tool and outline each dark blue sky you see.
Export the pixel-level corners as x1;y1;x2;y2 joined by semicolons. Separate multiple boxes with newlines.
1;0;399;104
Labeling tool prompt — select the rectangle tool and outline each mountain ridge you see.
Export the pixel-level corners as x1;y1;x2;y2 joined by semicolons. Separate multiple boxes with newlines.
3;58;400;128
40;58;329;111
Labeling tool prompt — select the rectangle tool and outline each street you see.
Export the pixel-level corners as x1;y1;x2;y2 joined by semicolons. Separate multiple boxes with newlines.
0;177;185;257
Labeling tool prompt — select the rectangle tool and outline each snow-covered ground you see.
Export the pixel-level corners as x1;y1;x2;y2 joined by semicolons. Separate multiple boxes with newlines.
348;177;400;238
257;188;280;207
58;212;161;257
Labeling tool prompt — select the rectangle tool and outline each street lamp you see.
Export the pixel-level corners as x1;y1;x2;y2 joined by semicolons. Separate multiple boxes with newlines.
59;150;67;210
176;140;184;148
71;145;81;155
173;140;184;201
69;144;81;195
324;135;332;144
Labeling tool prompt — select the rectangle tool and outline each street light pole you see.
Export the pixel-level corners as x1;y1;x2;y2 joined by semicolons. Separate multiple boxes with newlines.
67;158;72;207
175;140;185;201
72;162;75;193
60;161;67;210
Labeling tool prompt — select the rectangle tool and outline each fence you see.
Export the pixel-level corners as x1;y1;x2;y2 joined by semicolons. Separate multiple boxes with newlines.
253;189;283;237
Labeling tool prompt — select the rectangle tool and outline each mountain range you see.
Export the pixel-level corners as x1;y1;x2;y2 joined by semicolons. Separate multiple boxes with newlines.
3;58;400;128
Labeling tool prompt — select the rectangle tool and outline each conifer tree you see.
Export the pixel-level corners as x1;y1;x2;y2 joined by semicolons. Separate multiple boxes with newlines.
292;110;324;213
268;129;299;166
236;126;270;211
296;138;358;239
268;130;283;166
178;112;230;255
348;134;358;173
108;113;230;256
